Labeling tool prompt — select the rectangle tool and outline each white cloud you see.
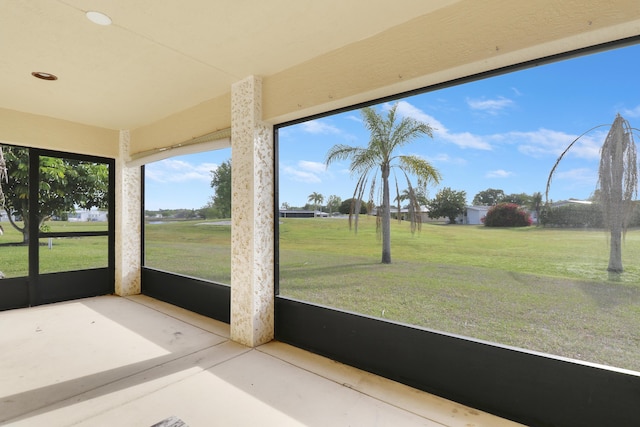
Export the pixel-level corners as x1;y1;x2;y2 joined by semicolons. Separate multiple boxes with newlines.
376;100;608;159
281;166;322;183
298;160;326;173
425;153;467;165
555;168;597;186
281;160;328;183
512;128;602;160
445;131;492;151
145;159;216;183
466;96;514;114
622;105;640;118
393;100;493;150
486;169;513;178
345;114;362;123
301;120;341;134
389;100;438;125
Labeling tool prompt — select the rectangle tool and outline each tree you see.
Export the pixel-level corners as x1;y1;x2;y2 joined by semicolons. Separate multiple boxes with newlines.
596;116;637;272
339;198;367;215
472;188;505;206
503;192;531;206
326;195;341;214
427;187;467;224
529;191;543;225
198;205;218;219
325;103;441;264
307;192;324;212
1;146;109;244
546;114;637;272
209;159;232;219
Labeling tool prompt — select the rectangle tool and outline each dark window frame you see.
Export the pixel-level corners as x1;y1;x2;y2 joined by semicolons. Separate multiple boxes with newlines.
273;36;640;427
0;145;115;309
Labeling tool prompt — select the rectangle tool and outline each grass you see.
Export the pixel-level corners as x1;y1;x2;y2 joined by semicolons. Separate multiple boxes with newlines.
278;216;640;371
0;221;108;276
144;220;231;283
2;216;639;372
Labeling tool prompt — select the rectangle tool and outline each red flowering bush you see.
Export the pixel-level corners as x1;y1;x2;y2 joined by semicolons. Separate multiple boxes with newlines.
483;203;532;227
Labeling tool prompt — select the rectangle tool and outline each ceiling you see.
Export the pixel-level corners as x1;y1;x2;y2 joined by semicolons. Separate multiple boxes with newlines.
0;0;459;131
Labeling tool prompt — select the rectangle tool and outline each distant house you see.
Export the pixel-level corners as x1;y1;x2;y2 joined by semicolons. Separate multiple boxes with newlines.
279;210;327;218
456;205;548;225
67;209;108;222
394;206;430;222
463;204;542;225
0;211;16;223
550;199;592;208
464;205;491;225
371;206;430;222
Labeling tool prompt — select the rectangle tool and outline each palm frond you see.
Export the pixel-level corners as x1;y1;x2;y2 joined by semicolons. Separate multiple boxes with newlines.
394;177;401;224
361;107;387;150
397;155;442;186
390;118;433;152
325;144;361;166
545;123;609;204
350;147;379;175
399;169;423;234
368;174;377;213
350;174;369;233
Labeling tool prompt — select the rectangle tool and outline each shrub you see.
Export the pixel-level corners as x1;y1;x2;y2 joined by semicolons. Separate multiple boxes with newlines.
484;203;532;227
540;203;603;228
540;202;640;228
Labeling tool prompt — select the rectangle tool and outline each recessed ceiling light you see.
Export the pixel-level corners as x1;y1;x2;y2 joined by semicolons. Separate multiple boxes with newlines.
32;72;58;81
86;11;112;26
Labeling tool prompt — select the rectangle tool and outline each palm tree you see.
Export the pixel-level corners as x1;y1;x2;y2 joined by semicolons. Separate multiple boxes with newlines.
325;103;441;264
396;188;429;206
307;192;324;213
546;114;637;272
597;115;637;272
326;194;341;215
529;191;543;225
394;187;429;222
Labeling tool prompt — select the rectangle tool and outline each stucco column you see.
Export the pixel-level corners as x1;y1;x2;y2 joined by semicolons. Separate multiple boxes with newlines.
114;129;141;296
230;76;275;347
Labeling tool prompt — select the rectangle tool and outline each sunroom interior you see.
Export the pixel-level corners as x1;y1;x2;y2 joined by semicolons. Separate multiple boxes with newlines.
1;1;639;426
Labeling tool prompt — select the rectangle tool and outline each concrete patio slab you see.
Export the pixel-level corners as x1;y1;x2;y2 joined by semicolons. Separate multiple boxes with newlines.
0;295;523;427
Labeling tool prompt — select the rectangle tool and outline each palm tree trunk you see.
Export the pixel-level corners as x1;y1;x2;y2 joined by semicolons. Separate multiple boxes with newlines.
606;120;625;272
381;164;391;264
609;225;623;272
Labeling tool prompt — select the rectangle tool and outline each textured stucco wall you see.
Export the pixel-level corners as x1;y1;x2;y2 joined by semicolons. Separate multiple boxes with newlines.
230;76;275;347
115;130;142;296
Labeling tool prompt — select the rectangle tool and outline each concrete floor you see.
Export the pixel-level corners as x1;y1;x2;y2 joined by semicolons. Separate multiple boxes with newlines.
0;295;523;426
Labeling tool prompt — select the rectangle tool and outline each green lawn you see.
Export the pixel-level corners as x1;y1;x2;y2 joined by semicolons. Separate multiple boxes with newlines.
2;216;639;373
0;221;108;276
144;220;231;283
278;217;640;372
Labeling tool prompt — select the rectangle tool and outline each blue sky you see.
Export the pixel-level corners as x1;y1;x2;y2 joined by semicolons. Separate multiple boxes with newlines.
145;43;640;211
